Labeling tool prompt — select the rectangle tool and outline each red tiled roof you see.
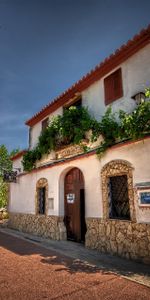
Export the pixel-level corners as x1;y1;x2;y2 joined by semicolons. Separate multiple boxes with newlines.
25;25;150;127
11;150;27;161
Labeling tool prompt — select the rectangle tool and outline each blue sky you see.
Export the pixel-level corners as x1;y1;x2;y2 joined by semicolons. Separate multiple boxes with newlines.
0;0;150;151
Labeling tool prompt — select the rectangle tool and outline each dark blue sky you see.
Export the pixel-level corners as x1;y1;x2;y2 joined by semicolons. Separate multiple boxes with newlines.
0;0;150;151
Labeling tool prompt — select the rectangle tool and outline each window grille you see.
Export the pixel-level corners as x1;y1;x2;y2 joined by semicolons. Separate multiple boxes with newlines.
38;187;46;214
108;175;130;220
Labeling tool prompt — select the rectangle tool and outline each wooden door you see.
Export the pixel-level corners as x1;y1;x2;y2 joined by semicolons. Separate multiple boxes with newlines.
64;168;86;242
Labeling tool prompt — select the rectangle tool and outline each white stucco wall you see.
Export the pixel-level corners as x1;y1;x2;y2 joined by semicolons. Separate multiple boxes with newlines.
82;43;150;119
9;156;102;218
30;106;63;149
9;138;150;223
29;44;150;148
12;157;24;173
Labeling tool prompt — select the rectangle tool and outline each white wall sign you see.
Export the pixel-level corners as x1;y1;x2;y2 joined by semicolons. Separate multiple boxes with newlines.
67;193;75;203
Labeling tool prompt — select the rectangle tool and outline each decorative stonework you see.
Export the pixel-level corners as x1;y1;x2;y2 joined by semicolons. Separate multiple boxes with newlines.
34;136;105;167
56;136;104;159
56;144;84;159
35;178;48;215
8;213;67;241
85;218;150;264
101;160;136;221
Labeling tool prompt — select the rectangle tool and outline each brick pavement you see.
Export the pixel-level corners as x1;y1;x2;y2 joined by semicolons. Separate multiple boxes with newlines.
0;226;150;288
0;230;150;300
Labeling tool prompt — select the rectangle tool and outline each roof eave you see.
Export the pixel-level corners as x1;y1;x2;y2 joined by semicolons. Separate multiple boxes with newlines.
25;25;150;127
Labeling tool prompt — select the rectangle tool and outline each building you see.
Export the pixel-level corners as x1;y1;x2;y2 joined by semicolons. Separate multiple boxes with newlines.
9;25;150;263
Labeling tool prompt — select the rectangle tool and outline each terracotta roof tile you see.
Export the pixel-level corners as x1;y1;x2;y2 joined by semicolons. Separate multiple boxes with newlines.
26;24;150;127
11;150;27;161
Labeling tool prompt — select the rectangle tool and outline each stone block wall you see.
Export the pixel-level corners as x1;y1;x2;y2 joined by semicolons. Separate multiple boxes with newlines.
85;218;150;264
8;213;150;264
8;213;66;241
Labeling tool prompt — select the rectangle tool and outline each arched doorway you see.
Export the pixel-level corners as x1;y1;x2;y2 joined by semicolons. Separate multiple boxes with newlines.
64;167;86;242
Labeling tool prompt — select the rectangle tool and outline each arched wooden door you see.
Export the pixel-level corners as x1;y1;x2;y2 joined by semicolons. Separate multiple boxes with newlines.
64;168;86;242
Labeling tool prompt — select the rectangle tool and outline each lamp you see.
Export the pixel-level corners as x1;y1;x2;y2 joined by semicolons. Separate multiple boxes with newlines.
131;92;145;104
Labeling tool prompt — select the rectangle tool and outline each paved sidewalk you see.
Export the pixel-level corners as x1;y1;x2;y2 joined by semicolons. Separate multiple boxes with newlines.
0;226;150;288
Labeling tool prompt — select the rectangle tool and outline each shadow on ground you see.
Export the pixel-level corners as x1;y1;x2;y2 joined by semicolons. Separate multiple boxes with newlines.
41;256;114;275
0;230;150;281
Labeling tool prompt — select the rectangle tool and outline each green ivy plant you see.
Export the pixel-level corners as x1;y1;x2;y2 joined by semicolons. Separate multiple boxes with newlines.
22;106;100;171
22;93;150;172
119;100;150;140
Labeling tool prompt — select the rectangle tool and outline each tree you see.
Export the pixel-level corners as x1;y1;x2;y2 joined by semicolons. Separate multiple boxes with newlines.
10;148;20;158
0;145;19;208
0;177;8;208
0;145;12;176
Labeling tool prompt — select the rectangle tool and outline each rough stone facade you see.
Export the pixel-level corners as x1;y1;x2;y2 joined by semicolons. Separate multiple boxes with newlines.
8;159;150;264
8;213;66;241
85;218;150;264
89;159;150;264
101;160;136;221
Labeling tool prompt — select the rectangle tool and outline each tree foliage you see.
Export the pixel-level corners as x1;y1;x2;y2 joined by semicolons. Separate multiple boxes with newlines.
0;177;8;208
0;145;19;208
0;145;12;176
10;148;20;158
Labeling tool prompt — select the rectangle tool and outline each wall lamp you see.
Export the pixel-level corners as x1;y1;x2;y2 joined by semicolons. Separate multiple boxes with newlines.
131;92;145;104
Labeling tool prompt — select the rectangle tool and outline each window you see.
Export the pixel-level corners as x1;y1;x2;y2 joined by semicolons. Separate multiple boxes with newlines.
29;127;32;149
38;187;46;214
108;175;130;220
63;98;82;110
104;68;123;105
36;178;48;215
42;117;49;131
101;160;135;221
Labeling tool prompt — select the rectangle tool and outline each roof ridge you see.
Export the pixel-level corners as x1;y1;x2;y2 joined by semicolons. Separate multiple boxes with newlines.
26;24;150;127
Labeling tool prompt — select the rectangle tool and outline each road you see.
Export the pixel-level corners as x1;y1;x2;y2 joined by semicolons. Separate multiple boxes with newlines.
0;231;150;300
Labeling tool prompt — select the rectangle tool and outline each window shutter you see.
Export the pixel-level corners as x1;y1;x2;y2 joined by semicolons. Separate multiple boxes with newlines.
42;117;49;131
104;68;123;105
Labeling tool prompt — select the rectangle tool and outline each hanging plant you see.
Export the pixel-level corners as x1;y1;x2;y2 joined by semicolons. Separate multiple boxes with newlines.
22;93;150;172
119;100;150;140
22;106;100;171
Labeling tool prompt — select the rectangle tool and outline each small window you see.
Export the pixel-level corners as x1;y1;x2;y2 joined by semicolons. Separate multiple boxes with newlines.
108;175;130;220
104;68;123;105
29;127;32;148
38;187;46;214
42;117;49;131
64;98;82;110
72;98;82;109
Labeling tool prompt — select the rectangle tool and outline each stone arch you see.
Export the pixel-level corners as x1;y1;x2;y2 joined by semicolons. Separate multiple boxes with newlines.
35;178;48;215
59;166;86;216
101;159;133;174
101;160;136;221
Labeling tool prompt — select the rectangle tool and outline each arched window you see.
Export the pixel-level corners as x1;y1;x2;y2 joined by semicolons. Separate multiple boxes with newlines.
101;160;136;221
35;178;48;215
